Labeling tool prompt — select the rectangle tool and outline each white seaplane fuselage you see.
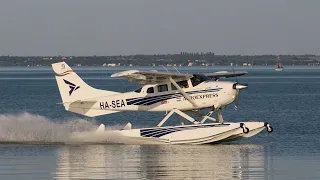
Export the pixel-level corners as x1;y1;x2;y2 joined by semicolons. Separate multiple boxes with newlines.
97;81;235;112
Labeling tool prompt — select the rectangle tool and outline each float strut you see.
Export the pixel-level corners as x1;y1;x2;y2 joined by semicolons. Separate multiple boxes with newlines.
200;109;215;124
216;108;224;124
157;109;199;127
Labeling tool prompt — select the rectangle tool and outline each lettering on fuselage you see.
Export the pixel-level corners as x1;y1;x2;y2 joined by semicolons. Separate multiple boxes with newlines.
184;93;218;100
100;100;126;109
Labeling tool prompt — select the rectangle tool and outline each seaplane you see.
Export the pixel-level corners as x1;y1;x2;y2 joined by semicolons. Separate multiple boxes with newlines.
52;62;273;144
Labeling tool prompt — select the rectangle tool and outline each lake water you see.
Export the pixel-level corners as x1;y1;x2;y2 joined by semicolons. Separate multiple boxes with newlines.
0;66;319;179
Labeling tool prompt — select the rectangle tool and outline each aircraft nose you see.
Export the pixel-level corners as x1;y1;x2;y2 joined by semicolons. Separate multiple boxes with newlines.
233;83;248;90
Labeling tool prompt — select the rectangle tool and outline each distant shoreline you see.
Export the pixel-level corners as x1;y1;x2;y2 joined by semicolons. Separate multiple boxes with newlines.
1;53;319;66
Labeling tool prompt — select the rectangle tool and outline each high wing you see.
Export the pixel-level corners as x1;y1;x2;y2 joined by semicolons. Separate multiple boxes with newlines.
111;70;193;84
204;71;248;80
111;70;198;107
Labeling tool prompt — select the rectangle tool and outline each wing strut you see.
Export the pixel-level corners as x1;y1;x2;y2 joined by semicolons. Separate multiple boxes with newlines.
168;77;198;108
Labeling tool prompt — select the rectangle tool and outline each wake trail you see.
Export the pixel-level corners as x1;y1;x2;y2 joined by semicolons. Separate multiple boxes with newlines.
0;112;124;144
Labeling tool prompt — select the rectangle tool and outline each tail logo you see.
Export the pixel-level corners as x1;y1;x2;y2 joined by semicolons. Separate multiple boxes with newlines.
63;79;80;96
55;70;74;76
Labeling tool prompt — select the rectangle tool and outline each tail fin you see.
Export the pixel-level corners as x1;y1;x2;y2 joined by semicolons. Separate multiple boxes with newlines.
52;62;120;117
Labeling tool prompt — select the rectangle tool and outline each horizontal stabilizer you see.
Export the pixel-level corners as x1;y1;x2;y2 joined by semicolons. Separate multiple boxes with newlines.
61;100;97;106
64;100;119;117
67;107;120;117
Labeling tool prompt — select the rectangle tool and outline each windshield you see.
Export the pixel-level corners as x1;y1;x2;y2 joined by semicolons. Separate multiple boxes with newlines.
134;87;142;93
191;74;209;87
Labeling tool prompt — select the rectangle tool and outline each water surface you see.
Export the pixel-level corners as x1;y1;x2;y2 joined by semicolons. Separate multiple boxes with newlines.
0;66;319;179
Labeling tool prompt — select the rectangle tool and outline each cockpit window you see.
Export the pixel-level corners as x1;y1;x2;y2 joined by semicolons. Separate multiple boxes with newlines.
147;87;154;93
191;74;209;87
171;80;188;90
134;87;142;93
157;84;168;92
177;80;189;88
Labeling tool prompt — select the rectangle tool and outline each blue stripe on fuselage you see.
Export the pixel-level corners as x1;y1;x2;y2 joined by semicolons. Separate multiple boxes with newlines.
126;88;222;106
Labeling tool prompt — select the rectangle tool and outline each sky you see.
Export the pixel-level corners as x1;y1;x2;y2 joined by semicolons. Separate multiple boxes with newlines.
0;0;319;56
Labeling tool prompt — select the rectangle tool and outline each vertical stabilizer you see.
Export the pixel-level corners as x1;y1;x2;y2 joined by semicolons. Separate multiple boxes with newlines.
52;62;120;117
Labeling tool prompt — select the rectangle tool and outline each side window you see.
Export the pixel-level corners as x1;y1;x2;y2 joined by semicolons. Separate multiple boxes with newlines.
171;83;177;90
157;84;168;92
147;87;154;93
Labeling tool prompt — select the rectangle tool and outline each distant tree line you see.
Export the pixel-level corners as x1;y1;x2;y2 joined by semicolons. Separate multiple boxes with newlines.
0;53;318;66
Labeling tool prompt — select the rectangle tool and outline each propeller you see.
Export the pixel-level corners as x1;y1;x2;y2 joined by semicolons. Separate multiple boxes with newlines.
231;66;248;107
233;83;248;105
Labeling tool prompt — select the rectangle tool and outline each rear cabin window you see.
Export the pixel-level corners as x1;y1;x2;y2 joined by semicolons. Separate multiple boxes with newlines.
171;83;177;90
147;87;154;93
157;84;168;92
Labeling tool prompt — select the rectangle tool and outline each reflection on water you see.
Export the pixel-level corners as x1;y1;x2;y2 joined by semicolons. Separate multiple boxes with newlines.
55;144;272;179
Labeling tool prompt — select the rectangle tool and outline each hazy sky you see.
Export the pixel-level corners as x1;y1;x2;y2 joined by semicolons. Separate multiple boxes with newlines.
0;0;319;56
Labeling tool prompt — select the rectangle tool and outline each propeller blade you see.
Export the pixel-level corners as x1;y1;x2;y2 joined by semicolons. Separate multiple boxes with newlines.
235;89;240;105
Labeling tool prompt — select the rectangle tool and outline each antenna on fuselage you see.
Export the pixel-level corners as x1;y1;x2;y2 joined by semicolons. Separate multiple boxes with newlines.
161;65;169;72
231;64;239;84
231;64;239;110
173;66;181;74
